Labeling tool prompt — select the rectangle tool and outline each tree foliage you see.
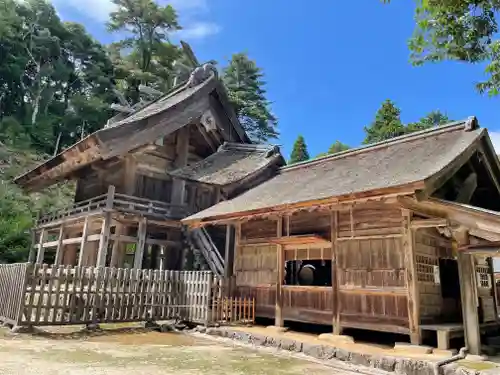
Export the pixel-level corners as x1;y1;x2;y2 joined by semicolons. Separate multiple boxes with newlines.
385;0;500;96
289;135;310;164
222;53;279;142
316;141;350;158
364;99;452;144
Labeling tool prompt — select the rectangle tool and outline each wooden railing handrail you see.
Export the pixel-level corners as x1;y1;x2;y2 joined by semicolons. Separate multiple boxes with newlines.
37;186;190;224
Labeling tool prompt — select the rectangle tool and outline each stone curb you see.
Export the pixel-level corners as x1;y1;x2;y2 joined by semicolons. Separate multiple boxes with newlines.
199;327;488;375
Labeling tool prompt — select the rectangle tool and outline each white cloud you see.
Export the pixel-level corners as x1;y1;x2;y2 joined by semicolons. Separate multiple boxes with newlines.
177;22;221;40
489;131;500;154
52;0;116;22
51;0;219;40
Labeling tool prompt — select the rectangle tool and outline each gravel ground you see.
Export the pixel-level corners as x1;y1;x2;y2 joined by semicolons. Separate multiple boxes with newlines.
0;327;359;375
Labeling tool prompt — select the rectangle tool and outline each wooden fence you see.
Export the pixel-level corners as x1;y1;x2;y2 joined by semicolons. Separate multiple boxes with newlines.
0;264;215;326
0;264;28;326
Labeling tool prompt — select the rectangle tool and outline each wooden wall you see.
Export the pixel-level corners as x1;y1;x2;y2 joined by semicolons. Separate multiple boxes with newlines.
414;229;454;322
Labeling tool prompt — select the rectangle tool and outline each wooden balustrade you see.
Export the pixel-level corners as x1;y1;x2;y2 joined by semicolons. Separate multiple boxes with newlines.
37;186;190;226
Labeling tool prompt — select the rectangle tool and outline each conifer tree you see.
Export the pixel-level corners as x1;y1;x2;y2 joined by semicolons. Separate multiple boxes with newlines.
290;135;310;164
222;53;278;142
363;100;405;144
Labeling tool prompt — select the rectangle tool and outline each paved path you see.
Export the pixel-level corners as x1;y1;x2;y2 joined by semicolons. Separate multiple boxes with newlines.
0;331;364;375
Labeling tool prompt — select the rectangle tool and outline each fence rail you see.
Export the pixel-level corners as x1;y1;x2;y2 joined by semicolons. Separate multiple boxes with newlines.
37;187;189;225
0;264;255;328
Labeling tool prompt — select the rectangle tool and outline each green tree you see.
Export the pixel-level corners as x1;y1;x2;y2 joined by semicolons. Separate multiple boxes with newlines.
316;141;350;158
407;110;452;132
383;0;500;96
363;99;405;144
222;53;278;142
290;135;310;164
108;0;182;102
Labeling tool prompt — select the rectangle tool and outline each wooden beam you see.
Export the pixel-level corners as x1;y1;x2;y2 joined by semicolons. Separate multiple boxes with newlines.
78;217;90;266
410;218;449;229
455;230;482;355
224;224;235;279
423;140;479;199
53;226;66;265
456;172;477;204
171;126;190;205
196;122;217;152
96;212;112;267
478;145;500;197
28;230;37;263
35;229;47;264
331;210;341;335
134;218;147;269
402;209;421;344
275;217;284;327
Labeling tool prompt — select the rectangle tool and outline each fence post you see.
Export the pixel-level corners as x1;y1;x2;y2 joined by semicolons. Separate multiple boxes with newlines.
14;263;30;327
205;272;213;326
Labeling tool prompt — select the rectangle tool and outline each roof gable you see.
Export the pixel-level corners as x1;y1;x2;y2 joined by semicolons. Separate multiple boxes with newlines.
183;118;488;224
14;67;250;191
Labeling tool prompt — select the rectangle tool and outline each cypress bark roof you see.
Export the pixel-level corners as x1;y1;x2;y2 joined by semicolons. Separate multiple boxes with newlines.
183;118;489;223
169;143;284;186
14;70;249;191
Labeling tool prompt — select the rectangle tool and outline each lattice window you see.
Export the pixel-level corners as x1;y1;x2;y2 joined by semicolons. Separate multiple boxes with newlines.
416;255;439;283
476;266;491;289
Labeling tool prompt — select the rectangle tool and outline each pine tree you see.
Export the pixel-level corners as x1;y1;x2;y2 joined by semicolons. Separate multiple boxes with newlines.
222;53;278;142
363;99;405;144
290;135;310;164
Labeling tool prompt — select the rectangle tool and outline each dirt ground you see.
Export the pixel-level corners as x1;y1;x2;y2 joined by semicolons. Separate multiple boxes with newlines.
0;326;360;375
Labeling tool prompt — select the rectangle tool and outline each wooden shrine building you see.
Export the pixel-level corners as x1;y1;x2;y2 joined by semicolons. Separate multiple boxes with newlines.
183;117;500;354
13;64;284;274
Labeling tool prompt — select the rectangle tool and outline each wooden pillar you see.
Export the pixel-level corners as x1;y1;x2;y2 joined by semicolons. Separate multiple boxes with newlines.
159;246;167;271
171;127;189;205
402;209;421;344
331;210;342;335
224;224;235;278
134;218;147;269
96;213;112;267
487;257;499;320
110;224;125;268
455;230;481;355
78;217;90;266
54;225;66;266
36;228;47;264
275;217;284;327
28;229;37;263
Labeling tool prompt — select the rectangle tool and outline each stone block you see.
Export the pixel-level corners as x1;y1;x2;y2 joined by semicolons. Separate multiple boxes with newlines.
265;325;289;333
264;336;280;348
371;356;397;372
334;347;351;362
10;325;35;334
322;346;337;360
279;338;301;352
302;344;324;359
395;359;435;375
464;354;488;362
250;333;266;346
318;333;354;344
393;342;433;355
350;352;372;367
433;348;458;357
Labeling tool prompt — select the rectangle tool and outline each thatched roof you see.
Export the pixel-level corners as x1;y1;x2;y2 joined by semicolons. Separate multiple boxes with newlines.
183;118;491;223
14;70;249;191
169;143;285;186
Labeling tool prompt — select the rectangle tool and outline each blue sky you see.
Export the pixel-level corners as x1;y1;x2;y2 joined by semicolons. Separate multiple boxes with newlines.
52;0;500;158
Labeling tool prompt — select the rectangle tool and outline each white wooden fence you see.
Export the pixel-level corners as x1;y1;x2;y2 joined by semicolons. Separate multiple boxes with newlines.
0;264;215;327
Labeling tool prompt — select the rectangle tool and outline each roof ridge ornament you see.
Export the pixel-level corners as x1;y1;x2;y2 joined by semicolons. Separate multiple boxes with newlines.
464;116;478;132
187;63;218;87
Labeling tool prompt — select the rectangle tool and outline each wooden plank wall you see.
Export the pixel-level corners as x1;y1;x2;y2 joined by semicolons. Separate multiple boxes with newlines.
232;202;419;333
414;229;453;322
336;204;409;333
475;257;497;322
233;243;277;318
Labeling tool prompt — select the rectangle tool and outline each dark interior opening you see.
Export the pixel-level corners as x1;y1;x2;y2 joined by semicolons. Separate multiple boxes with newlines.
438;258;462;323
285;260;332;287
432;151;500;211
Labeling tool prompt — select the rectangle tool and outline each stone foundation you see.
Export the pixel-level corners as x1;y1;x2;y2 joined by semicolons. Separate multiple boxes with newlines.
200;327;494;375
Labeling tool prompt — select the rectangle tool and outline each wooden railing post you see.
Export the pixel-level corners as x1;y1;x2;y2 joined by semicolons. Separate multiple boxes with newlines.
106;185;116;209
